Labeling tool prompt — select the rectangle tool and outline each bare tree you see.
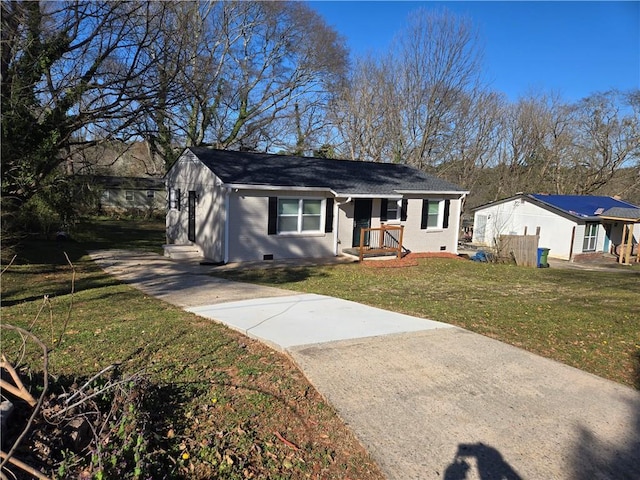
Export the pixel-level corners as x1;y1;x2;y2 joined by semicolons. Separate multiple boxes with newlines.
333;8;485;168
569;90;640;194
330;55;400;162
154;1;348;154
435;89;505;192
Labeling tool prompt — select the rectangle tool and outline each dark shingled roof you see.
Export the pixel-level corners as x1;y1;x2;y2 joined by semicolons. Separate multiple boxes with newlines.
89;175;164;190
599;207;640;221
187;147;465;195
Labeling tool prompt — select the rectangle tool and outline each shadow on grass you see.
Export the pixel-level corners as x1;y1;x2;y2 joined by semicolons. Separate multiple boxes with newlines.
214;266;329;285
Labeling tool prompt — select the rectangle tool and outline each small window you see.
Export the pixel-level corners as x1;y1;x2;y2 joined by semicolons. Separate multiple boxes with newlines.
146;190;155;198
387;200;400;222
101;190;110;201
583;223;598;252
169;188;180;210
125;190;134;201
277;198;323;234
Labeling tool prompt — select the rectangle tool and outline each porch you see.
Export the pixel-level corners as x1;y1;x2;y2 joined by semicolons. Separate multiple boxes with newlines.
599;207;640;265
345;225;407;262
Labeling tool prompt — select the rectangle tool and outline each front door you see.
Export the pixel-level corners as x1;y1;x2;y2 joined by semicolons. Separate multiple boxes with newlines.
352;199;372;247
188;191;196;242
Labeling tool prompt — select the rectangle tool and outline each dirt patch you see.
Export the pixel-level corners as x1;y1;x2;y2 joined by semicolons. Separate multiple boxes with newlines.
361;252;464;268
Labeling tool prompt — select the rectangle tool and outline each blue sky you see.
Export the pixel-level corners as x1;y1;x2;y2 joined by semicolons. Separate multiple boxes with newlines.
309;1;639;102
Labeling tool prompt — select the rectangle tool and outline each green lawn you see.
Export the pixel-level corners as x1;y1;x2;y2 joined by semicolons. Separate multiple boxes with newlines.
1;219;382;480
214;259;640;390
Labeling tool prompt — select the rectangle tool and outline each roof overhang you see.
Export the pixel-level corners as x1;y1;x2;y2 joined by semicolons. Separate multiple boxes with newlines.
333;193;402;199
598;215;640;222
224;183;336;195
395;190;469;196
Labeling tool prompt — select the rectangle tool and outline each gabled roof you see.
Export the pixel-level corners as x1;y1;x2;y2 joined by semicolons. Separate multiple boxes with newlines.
529;194;640;220
473;193;640;221
183;147;466;196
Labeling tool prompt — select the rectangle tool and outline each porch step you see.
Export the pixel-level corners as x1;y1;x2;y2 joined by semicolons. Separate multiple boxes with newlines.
163;244;203;260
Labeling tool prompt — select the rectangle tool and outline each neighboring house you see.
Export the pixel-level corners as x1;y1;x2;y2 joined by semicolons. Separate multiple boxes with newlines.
165;147;469;263
96;176;166;214
471;194;640;260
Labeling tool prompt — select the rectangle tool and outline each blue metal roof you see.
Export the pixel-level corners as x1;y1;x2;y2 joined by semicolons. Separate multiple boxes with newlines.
529;194;640;219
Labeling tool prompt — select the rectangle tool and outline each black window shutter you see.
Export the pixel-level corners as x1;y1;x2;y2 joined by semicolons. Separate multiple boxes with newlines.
268;197;278;235
401;199;408;221
380;199;388;221
443;199;451;229
420;199;429;229
325;198;334;233
177;189;181;211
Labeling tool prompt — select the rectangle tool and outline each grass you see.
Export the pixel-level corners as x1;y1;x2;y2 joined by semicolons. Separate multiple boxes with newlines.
214;259;640;390
1;218;383;479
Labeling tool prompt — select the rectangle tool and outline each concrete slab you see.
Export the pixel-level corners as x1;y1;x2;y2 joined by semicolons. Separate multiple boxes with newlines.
290;328;640;480
90;249;294;307
187;294;453;349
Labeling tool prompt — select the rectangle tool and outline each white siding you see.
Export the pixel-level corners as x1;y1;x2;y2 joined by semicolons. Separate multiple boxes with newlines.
165;151;224;261
228;190;335;262
167;150;466;262
335;196;462;255
400;197;462;254
472;198;589;260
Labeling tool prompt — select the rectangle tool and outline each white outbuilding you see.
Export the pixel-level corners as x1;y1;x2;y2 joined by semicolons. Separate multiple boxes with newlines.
472;194;640;262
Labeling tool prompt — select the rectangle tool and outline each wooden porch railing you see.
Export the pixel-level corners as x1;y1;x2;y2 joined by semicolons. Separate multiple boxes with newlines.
359;225;405;262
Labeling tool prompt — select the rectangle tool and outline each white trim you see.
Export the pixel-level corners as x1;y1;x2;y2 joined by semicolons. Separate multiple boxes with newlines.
395;190;469;196
276;197;326;235
334;197;352;255
225;183;335;195
452;194;466;254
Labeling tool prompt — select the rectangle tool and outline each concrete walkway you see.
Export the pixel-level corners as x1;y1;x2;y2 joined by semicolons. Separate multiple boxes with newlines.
90;250;640;480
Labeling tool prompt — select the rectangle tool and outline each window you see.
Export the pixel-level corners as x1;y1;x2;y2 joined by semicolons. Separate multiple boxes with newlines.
421;200;442;229
583;222;598;252
380;198;408;222
146;190;155;198
169;188;180;210
125;190;134;201
101;190;110;201
277;198;323;233
420;199;451;230
387;200;400;221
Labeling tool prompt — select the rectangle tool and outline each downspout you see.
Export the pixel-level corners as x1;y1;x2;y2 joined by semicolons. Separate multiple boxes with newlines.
334;197;352;255
453;193;467;255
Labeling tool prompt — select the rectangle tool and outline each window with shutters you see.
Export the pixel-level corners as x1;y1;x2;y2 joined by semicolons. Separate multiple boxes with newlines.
420;199;450;230
277;198;324;234
386;200;400;221
380;198;408;223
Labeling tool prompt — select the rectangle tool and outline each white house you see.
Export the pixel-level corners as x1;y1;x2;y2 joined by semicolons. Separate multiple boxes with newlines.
164;147;469;263
472;194;640;261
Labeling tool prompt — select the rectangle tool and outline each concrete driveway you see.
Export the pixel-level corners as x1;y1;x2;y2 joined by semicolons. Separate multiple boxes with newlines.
91;250;640;479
